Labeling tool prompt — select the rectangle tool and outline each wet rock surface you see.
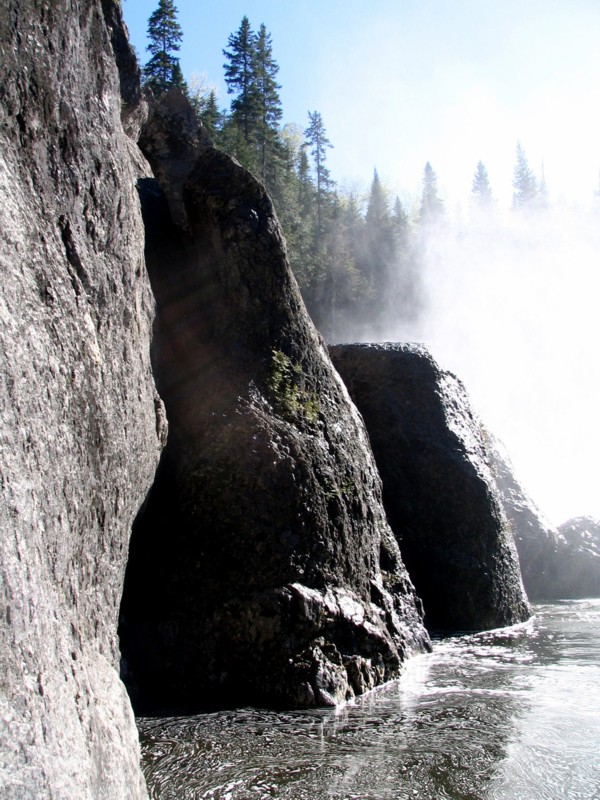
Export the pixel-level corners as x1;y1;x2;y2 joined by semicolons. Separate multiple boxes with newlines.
119;112;429;713
329;342;530;631
0;1;162;797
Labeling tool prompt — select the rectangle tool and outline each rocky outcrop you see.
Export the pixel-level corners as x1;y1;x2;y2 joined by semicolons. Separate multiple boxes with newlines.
0;2;163;798
118;100;430;713
488;441;600;600
487;436;561;600
329;343;530;631
553;517;600;598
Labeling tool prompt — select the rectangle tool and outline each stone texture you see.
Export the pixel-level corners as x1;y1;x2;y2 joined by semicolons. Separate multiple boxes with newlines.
488;440;600;601
0;1;163;797
329;342;530;631
487;435;561;600
554;517;600;598
118;108;430;713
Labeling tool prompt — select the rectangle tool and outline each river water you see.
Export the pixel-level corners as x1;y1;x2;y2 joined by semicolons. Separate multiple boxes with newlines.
137;599;600;799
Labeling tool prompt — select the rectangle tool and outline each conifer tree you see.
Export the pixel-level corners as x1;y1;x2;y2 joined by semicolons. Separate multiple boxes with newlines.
197;90;222;140
419;162;444;224
536;162;549;209
171;61;188;94
297;146;315;219
304;111;333;233
471;161;493;209
392;196;409;233
254;24;283;185
317;195;363;339
512;142;537;209
223;16;259;143
144;0;184;98
392;195;420;323
361;169;395;307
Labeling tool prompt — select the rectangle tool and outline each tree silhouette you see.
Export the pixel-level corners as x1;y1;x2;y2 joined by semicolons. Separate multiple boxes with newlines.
304;111;333;234
419;162;444;224
471;161;493;210
512;141;537;209
144;0;184;98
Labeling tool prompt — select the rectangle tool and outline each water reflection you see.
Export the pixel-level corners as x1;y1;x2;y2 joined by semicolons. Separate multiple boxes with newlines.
138;600;600;799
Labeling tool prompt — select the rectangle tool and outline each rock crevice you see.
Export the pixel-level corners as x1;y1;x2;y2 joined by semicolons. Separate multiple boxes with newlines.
118;106;430;712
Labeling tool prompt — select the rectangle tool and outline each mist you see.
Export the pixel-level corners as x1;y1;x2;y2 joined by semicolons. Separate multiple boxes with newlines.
335;202;600;528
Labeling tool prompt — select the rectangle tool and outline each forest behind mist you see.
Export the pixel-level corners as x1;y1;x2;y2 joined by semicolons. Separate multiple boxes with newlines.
133;1;600;525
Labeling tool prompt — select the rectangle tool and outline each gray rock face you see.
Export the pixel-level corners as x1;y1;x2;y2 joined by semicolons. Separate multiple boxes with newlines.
0;2;163;797
554;517;600;598
119;107;430;712
329;343;530;631
488;441;600;600
487;436;561;600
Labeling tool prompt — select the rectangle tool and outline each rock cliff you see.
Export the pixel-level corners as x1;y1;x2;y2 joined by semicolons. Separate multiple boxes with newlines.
487;436;561;600
2;0;555;795
553;517;600;598
118;95;430;713
0;1;163;797
488;441;600;600
329;343;530;631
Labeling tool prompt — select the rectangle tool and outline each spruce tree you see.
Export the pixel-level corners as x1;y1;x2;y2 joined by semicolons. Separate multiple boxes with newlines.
392;195;420;323
419;162;444;225
304;111;333;234
189;87;222;141
254;24;283;185
512;142;537;209
223;17;260;144
362;169;395;307
317;195;363;340
200;90;222;140
471;161;493;209
536;162;549;209
144;0;184;98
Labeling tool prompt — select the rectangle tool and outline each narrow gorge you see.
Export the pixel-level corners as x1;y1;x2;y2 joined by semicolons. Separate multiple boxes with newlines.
2;3;593;799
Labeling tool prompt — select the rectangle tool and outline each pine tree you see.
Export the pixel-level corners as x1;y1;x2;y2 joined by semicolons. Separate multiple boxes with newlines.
195;89;221;140
512;141;537;209
361;169;395;307
317;195;364;340
144;0;184;98
297;146;315;219
171;61;188;94
223;17;259;144
304;111;333;234
275;135;318;303
254;24;283;185
392;196;409;234
471;161;493;209
419;162;444;224
536;162;549;209
391;195;420;323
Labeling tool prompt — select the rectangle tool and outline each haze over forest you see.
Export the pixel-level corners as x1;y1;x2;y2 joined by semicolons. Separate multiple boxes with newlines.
124;0;600;526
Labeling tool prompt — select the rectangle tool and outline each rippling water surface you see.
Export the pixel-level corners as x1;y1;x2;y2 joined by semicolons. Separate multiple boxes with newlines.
138;600;600;799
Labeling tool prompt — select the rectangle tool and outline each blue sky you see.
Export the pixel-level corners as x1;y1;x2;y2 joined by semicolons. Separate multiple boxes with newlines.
123;0;600;210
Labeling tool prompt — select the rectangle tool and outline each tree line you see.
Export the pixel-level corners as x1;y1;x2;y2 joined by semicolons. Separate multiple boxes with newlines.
141;0;569;340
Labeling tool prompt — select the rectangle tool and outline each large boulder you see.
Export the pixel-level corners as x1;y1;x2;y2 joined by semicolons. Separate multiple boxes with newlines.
329;342;530;631
0;1;163;797
118;102;430;713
